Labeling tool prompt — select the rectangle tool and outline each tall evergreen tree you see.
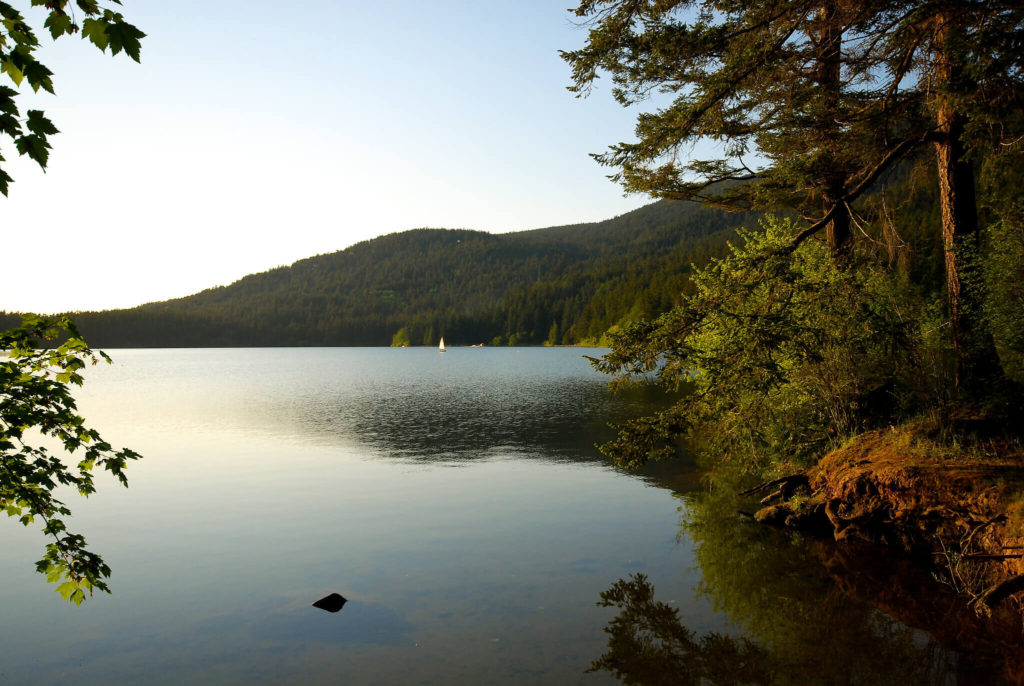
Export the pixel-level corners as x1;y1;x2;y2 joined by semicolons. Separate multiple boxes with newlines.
563;0;1024;394
909;2;1023;393
561;0;922;256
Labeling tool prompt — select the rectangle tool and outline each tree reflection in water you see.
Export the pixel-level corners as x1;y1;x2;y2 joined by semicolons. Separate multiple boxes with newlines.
590;486;1024;685
589;573;772;685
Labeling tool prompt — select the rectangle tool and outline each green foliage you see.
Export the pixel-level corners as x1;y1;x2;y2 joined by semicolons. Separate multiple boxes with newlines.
565;0;1024;397
561;0;928;228
1;1;144;602
1;315;140;603
545;320;559;346
588;572;771;685
985;208;1024;383
0;1;145;195
390;326;411;347
593;217;923;471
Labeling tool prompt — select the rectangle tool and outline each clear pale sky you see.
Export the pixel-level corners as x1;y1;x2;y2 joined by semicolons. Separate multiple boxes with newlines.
1;0;656;314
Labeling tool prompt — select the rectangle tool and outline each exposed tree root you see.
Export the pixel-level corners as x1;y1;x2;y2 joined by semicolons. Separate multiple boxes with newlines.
742;429;1024;618
977;575;1024;617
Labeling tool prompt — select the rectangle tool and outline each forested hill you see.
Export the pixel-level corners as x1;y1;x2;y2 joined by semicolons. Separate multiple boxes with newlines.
10;200;759;347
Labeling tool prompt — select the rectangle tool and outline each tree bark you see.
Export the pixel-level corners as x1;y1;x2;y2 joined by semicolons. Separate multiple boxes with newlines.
816;0;852;257
932;17;1003;396
825;175;851;255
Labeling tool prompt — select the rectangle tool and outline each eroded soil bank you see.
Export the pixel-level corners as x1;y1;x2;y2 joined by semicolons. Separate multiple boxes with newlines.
749;428;1024;618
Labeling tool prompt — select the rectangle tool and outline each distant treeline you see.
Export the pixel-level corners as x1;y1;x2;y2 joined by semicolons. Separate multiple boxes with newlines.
3;180;944;348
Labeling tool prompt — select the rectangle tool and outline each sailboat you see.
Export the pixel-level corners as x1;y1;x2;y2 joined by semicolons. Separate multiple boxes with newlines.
439;337;446;353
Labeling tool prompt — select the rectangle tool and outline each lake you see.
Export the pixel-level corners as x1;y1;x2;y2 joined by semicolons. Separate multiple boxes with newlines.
0;347;1019;684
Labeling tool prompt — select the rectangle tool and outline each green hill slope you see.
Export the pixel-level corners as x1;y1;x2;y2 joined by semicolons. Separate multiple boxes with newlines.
9;200;760;346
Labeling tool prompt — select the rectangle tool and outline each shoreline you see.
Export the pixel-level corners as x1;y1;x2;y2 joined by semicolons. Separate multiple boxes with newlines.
746;426;1024;617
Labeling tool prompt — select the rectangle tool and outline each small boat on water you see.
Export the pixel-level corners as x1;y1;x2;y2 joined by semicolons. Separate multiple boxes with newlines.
439;337;446;353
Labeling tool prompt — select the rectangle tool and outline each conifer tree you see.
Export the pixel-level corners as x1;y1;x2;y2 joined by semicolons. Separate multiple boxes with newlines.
561;0;923;257
564;0;1024;394
906;2;1023;393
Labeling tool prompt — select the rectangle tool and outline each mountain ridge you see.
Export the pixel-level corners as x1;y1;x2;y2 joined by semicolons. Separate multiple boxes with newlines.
1;200;762;346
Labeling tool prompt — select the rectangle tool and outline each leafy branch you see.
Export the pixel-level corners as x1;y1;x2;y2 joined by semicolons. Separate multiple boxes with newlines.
0;0;145;195
0;314;141;603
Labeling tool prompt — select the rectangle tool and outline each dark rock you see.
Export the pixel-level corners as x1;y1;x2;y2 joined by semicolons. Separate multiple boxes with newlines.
754;504;791;526
784;502;832;536
312;593;348;613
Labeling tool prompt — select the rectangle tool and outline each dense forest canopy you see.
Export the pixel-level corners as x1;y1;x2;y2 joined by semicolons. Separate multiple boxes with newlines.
1;199;760;347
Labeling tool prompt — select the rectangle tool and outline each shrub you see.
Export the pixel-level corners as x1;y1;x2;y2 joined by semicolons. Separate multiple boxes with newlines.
593;217;927;471
985;210;1024;383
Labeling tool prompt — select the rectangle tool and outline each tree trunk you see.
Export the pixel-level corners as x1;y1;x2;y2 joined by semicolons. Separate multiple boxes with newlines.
816;0;851;257
825;176;851;255
932;18;1003;396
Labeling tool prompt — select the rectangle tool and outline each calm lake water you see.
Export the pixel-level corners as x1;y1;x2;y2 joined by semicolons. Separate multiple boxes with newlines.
0;347;1019;684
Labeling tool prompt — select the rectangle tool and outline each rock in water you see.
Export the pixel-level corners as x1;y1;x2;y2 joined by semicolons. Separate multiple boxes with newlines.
312;593;348;613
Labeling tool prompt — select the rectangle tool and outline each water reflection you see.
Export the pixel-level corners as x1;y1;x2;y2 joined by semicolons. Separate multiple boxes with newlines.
81;347;677;467
4;348;703;685
247;348;673;463
589;573;778;685
592;487;1024;685
251;600;414;646
306;376;621;461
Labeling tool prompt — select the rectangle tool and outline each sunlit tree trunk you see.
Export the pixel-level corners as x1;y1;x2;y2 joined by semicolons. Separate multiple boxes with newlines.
931;16;1002;395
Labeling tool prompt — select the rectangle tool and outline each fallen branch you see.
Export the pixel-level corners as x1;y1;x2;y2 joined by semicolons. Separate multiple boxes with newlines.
964;514;1008;552
739;474;809;497
976;574;1024;614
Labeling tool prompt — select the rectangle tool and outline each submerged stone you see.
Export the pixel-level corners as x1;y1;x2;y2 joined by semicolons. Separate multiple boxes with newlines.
312;593;348;613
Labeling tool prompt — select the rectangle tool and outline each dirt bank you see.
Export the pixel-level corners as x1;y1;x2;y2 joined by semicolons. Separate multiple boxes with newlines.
748;428;1024;616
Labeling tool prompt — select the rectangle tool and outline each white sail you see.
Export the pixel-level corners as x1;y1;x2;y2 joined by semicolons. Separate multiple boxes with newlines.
439;337;446;353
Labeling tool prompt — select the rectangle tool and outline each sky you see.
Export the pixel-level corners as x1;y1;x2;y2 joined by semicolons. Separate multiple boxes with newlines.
1;0;658;314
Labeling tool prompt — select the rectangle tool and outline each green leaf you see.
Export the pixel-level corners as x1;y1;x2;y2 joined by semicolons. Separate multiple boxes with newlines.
76;0;101;16
15;132;50;167
44;12;74;39
25;109;58;137
0;3;23;22
55;580;78;599
22;59;54;93
1;58;24;86
80;17;108;51
0;84;18;113
0;167;12;195
104;19;144;62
